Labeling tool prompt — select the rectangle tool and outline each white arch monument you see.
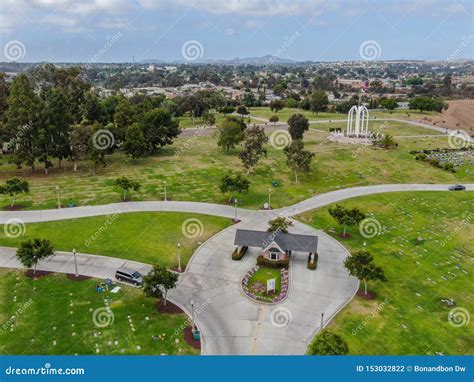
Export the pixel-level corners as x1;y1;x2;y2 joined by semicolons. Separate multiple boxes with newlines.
346;105;369;138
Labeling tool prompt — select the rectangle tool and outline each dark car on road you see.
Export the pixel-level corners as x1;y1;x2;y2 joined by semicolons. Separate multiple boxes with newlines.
448;184;466;191
115;267;143;286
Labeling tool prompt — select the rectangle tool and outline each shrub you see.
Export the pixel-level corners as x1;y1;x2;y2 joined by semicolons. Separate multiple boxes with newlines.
307;253;318;270
309;330;349;355
256;255;289;268
232;246;248;261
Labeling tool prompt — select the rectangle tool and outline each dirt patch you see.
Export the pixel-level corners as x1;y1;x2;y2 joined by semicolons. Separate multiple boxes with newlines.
337;233;352;239
66;273;92;281
183;325;201;350
156;300;184;314
356;289;376;300
426;100;474;133
3;205;26;211
25;269;53;279
346;298;380;315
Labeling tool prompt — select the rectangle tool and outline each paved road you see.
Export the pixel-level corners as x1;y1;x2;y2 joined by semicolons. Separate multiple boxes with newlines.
1;184;473;355
1;184;472;224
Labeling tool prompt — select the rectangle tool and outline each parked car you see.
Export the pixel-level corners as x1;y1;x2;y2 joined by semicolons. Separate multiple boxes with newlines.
115;267;143;286
448;184;466;191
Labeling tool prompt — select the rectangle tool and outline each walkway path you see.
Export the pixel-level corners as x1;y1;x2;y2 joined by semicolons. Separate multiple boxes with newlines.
1;184;473;355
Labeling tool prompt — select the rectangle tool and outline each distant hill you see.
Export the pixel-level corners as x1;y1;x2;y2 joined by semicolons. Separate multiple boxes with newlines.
139;55;298;65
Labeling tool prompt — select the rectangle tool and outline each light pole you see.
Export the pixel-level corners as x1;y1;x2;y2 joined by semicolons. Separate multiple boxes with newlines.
268;188;272;209
320;312;324;330
190;299;195;332
164;181;167;202
177;242;182;272
72;248;78;277
234;198;238;222
56;185;61;209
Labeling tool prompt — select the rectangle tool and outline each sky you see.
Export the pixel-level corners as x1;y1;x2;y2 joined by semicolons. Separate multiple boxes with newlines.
1;0;473;63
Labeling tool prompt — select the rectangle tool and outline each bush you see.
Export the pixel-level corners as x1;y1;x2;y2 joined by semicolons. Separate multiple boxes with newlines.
309;330;349;355
307;253;318;270
232;246;248;260
256;255;289;268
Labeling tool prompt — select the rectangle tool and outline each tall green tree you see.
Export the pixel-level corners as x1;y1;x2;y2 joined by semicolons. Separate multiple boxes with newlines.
123;123;148;159
41;88;72;173
287;113;309;140
217;117;246;153
81;92;103;123
114;96;137;143
6;74;42;172
283;140;315;182
344;251;386;295
139;108;180;152
239;125;268;174
16;238;54;275
69;123;92;171
143;265;179;306
309;90;329;114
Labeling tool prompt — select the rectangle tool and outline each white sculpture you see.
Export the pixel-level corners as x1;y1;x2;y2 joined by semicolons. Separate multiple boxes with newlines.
346;105;369;138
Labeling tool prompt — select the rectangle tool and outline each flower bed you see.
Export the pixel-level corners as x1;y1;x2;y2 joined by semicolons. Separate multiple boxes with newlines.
241;265;289;304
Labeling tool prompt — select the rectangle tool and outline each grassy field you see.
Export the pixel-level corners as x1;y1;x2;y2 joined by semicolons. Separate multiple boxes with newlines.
0;269;198;355
0;121;471;211
248;107;438;122
176;114;260;128
0;212;231;267
299;191;473;355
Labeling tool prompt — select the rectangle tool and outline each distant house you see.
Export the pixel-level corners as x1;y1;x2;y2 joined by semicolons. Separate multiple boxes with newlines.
234;229;318;262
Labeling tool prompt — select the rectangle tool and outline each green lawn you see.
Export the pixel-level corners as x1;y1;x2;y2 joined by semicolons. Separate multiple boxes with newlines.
0;121;471;211
0;269;198;355
248;266;281;298
176;114;261;128
0;212;231;267
299;191;473;355
248;106;438;122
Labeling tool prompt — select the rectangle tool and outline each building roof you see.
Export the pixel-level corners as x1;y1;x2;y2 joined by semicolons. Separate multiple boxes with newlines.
234;229;318;253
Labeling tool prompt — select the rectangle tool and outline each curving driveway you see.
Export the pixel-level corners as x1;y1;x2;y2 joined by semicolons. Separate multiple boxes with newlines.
0;184;473;354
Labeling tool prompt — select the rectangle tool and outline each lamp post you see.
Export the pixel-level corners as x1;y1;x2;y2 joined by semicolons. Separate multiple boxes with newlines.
190;299;195;332
55;185;61;209
177;242;182;272
72;248;78;277
268;188;272;209
320;312;324;330
164;181;167;202
234;198;238;222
